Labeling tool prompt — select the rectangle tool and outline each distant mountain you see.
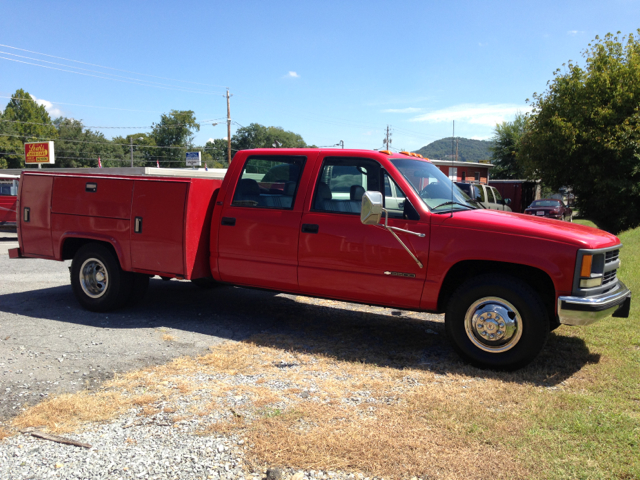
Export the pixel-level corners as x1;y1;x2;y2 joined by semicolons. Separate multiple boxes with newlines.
414;137;494;163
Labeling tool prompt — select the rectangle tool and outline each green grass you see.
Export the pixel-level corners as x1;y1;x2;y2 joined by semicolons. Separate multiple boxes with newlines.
573;218;599;229
517;223;640;479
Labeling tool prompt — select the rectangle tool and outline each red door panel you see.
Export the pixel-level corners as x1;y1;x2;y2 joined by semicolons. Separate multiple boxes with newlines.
217;206;301;291
20;175;54;257
130;181;187;275
298;212;429;309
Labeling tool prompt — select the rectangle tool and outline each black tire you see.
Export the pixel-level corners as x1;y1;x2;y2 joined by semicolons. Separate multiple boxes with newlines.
445;274;549;370
191;277;218;289
126;273;150;306
70;243;133;312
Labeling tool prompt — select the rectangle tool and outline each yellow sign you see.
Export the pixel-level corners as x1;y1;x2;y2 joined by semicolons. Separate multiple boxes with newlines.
24;141;55;164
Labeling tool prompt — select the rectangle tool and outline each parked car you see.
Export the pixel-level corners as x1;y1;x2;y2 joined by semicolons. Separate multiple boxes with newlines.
455;182;511;211
524;199;572;221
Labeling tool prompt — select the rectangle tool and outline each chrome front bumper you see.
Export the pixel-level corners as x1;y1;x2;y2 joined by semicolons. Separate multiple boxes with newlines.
558;281;631;326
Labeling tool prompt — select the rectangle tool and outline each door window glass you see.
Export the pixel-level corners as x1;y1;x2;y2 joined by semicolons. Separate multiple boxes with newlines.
314;157;381;214
478;186;486;202
232;156;305;209
488;187;497;204
383;172;407;218
493;188;503;202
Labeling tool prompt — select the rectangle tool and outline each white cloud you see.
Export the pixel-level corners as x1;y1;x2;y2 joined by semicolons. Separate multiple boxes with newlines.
567;30;583;36
410;103;530;127
29;94;62;117
478;42;488;47
284;71;300;78
382;107;422;113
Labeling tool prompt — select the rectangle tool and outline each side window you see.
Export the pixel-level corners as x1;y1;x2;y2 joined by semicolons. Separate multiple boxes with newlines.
488;187;497;204
383;172;407;218
493;188;503;203
478;185;487;203
232;155;305;209
313;157;381;214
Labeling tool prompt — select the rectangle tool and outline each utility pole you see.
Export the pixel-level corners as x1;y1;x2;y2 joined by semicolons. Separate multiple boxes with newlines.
383;125;392;150
456;137;459;162
338;140;344;149
225;89;233;164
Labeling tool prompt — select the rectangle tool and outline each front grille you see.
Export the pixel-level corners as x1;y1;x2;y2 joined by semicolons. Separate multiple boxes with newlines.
605;249;619;264
603;270;617;285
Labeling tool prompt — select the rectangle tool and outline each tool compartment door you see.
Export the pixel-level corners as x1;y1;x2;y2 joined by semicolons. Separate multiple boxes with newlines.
130;180;187;275
20;175;54;257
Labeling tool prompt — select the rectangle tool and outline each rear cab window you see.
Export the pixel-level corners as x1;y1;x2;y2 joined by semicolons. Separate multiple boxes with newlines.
232;155;306;209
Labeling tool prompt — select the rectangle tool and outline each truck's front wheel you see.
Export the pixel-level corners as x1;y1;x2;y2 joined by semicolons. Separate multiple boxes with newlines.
445;274;549;370
71;243;132;312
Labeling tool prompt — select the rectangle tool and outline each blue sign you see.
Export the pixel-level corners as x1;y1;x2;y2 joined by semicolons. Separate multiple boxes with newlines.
185;151;202;166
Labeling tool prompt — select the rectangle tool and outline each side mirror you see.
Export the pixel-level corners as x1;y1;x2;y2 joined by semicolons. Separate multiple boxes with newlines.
504;198;511;205
361;191;383;225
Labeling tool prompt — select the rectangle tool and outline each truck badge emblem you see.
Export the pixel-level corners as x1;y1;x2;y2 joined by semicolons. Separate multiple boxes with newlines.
384;271;416;278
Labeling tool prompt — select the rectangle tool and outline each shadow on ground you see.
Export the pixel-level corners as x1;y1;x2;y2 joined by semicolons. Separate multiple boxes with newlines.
0;278;599;387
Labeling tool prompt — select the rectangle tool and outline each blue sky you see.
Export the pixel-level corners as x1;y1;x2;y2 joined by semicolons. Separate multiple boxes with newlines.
1;0;639;152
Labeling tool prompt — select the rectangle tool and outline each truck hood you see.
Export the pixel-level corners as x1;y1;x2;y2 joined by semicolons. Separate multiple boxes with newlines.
446;209;620;249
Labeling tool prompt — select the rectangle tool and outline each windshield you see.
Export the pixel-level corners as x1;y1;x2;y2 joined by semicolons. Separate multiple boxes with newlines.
390;158;477;212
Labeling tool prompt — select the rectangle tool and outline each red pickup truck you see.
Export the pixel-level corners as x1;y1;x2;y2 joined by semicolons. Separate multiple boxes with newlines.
9;149;631;370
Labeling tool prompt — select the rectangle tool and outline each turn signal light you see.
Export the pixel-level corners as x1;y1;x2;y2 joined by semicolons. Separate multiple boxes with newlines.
580;255;593;278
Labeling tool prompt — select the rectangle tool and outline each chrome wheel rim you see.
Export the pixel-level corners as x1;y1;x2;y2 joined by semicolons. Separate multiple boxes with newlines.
464;297;523;353
79;258;109;299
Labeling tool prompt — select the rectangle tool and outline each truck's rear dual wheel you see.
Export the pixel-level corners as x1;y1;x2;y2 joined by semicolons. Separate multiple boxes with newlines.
445;274;549;370
71;243;133;312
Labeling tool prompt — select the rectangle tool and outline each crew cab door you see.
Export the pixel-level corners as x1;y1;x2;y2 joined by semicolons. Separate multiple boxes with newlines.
217;153;315;291
298;154;429;309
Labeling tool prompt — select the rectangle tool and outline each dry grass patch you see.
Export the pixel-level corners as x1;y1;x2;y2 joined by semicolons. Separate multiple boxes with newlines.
12;391;130;434
162;333;176;342
0;427;9;441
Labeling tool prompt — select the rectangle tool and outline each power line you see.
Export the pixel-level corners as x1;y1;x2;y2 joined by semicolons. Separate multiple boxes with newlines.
0;56;225;96
0;133;204;149
0;95;217;116
0;43;229;89
0;118;226;129
0;51;226;95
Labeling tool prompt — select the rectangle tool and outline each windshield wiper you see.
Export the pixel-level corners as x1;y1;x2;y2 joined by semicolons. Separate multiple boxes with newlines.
431;201;476;212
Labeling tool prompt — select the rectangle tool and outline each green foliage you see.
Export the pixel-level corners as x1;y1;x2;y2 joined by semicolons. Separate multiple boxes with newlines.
414;137;494;163
112;133;155;167
0;88;57;168
520;30;640;233
490;113;529;179
231;123;307;155
53;118;125;168
150;110;200;167
202;138;228;168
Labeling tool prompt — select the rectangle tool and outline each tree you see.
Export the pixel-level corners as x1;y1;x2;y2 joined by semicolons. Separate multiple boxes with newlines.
202;139;228;168
490;114;528;179
150;110;199;167
0;89;57;168
520;31;640;233
111;133;154;167
231;123;307;154
53;118;123;168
